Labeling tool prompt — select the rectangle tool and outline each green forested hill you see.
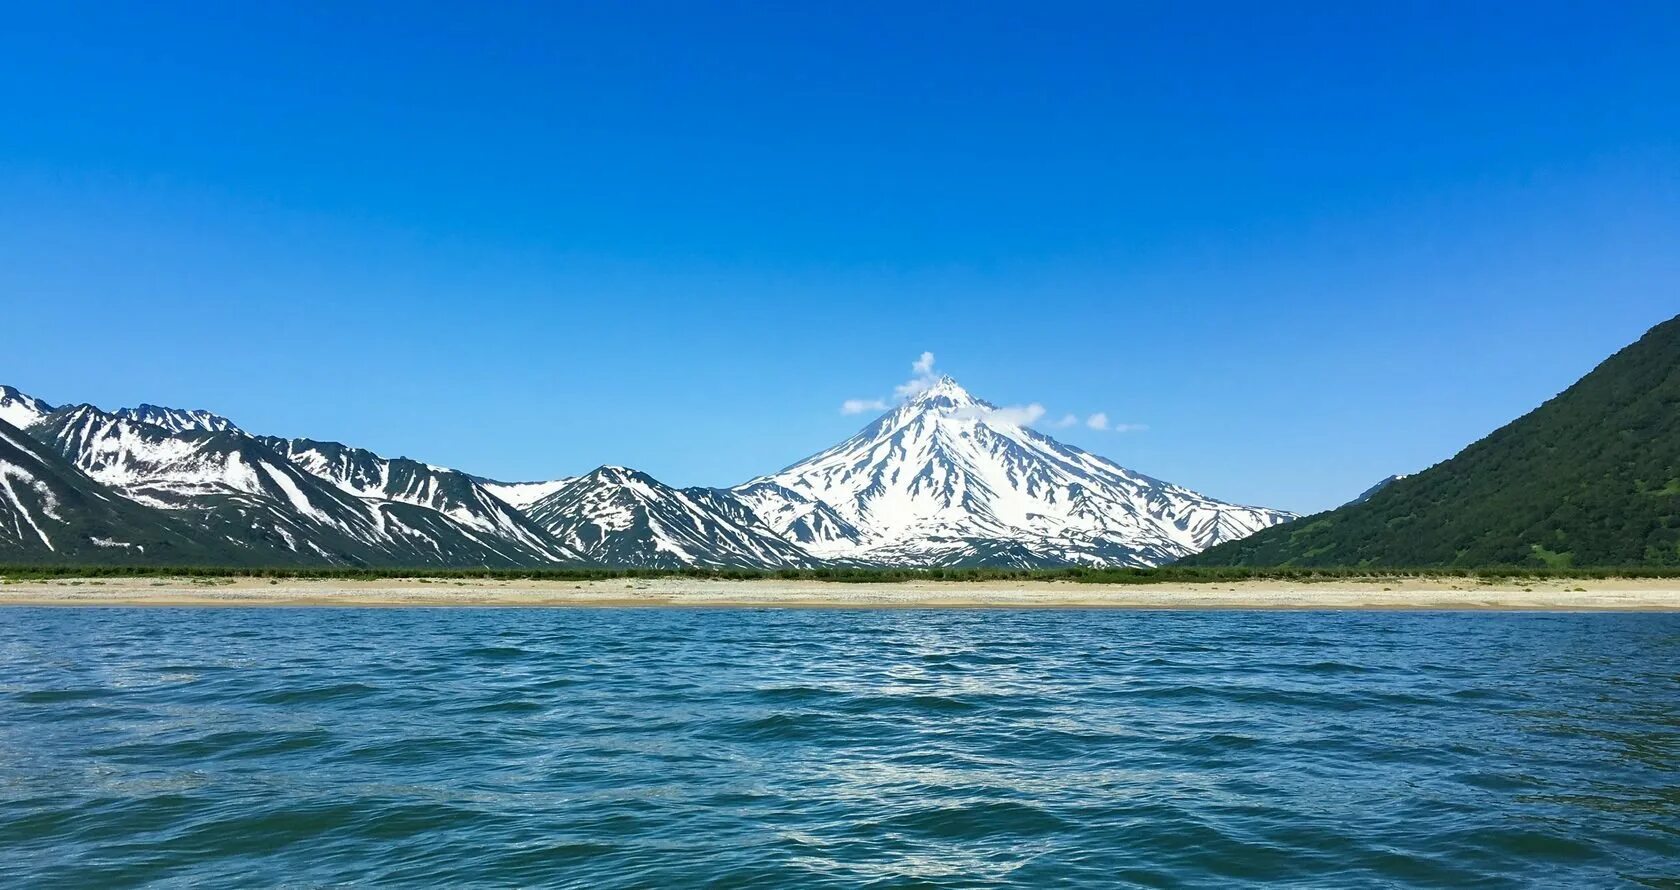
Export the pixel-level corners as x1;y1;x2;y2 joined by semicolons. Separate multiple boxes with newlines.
1187;314;1680;568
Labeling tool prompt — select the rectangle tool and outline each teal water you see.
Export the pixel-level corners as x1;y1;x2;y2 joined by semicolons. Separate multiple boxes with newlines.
1;608;1675;888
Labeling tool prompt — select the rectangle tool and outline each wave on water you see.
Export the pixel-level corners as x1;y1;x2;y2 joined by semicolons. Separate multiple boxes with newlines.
1;608;1675;887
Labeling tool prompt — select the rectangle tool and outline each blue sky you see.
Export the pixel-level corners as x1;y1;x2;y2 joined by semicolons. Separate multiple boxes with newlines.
2;2;1676;513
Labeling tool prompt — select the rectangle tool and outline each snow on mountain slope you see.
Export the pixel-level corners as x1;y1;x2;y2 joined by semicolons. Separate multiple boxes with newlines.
478;477;575;509
525;466;812;568
0;418;86;554
38;406;335;511
0;415;248;562
33;405;386;559
4;378;1293;570
0;385;54;430
260;436;578;562
726;480;866;550
29;406;573;567
115;404;241;434
733;377;1294;567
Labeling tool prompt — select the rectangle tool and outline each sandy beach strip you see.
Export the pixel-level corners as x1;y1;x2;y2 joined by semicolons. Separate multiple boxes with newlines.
0;576;1677;610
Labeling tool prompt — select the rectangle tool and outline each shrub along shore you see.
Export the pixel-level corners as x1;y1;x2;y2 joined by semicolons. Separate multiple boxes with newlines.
5;564;1680;584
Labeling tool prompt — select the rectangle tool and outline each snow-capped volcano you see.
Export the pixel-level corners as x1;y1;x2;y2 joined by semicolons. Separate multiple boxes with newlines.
733;376;1293;567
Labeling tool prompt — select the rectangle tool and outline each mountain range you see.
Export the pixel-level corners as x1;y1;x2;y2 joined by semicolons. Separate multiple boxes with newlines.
0;378;1291;568
0;414;235;564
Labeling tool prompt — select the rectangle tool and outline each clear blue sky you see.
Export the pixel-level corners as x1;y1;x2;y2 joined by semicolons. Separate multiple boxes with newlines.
2;3;1675;513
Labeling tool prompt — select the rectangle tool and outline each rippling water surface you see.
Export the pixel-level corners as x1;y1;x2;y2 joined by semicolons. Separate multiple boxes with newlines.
1;607;1676;887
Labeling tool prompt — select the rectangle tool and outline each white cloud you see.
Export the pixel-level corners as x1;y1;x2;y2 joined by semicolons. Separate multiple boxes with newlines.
956;402;1045;428
844;351;941;414
1082;413;1148;433
840;353;1138;436
993;403;1046;427
841;398;889;415
892;351;940;399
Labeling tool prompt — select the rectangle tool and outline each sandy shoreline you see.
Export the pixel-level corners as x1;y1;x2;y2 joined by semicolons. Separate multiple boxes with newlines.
0;576;1677;610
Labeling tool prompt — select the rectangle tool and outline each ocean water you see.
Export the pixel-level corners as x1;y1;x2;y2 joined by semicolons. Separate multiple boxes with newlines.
0;607;1675;888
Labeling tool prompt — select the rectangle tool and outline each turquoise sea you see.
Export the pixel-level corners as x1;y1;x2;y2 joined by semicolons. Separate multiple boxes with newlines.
1;607;1675;887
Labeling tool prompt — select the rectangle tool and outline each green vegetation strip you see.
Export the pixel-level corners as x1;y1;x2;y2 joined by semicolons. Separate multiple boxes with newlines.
4;565;1680;584
1188;315;1680;569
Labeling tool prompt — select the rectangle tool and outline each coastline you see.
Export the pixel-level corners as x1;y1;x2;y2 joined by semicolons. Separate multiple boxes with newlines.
2;576;1678;610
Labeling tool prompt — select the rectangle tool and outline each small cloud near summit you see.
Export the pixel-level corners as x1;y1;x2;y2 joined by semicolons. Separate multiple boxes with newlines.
1055;411;1142;433
974;403;1045;428
840;398;889;415
842;351;942;414
839;352;1145;433
892;351;941;400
